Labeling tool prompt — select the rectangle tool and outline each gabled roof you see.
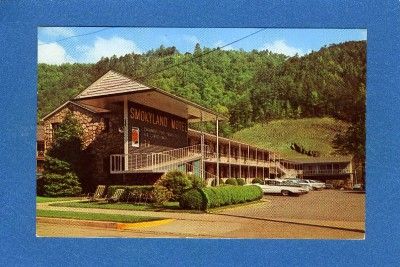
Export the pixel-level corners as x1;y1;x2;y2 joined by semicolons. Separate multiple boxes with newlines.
75;70;151;99
41;100;110;121
73;70;227;121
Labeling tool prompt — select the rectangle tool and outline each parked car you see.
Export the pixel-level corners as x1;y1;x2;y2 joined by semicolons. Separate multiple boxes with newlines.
253;179;309;196
284;178;326;190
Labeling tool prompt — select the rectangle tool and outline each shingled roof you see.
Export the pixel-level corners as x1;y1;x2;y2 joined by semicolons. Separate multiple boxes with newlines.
75;70;151;99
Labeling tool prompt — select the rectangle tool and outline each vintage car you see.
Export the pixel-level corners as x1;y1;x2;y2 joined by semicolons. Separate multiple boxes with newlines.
253;179;309;196
284;178;326;190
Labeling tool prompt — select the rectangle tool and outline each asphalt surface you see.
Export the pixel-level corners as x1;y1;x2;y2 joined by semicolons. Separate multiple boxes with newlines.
218;190;365;222
36;190;365;239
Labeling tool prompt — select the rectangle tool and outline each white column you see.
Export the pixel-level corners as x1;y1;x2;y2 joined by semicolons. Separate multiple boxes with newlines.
216;117;220;186
123;96;129;171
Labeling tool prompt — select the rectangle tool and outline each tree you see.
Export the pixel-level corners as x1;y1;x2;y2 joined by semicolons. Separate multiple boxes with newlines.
38;156;82;197
47;111;93;192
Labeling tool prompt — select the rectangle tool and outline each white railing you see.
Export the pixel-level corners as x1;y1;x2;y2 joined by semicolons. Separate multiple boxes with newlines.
110;144;206;173
110;154;126;173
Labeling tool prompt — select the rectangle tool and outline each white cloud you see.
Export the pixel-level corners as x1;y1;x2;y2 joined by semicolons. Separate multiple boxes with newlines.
183;35;200;45
38;41;75;64
259;40;304;56
81;36;141;63
40;27;75;37
213;40;235;50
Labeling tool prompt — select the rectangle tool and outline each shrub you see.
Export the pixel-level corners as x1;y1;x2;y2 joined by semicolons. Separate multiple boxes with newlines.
178;185;263;210
179;188;206;210
106;185;154;202
43;156;71;175
187;173;206;189
155;170;192;201
236;178;246;185
39;157;82;197
225;178;238;186
252;178;263;184
153;185;173;206
42;172;82;197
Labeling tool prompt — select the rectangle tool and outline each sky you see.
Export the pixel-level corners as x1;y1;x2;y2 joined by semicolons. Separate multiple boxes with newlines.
38;27;367;65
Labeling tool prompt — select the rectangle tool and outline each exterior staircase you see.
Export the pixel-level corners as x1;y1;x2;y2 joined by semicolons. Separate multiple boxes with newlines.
110;144;205;173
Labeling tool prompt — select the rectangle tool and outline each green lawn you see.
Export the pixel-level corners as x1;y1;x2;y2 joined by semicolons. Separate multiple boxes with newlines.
36;209;162;223
36;196;81;203
50;201;180;211
232;117;349;159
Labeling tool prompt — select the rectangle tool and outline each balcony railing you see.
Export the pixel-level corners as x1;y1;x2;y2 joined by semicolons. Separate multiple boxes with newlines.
110;144;205;173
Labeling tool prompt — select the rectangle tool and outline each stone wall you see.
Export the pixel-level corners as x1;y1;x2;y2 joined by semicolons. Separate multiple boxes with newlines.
43;102;124;185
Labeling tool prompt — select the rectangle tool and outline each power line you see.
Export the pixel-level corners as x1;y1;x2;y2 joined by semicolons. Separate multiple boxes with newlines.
38;28;110;46
135;28;266;81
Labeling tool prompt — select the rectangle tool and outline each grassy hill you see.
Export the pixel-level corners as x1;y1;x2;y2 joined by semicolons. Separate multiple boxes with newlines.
232;117;350;159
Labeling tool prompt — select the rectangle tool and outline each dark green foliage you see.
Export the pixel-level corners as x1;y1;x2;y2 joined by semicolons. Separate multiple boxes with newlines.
155;170;192;201
43;156;72;174
252;178;264;184
153;185;173;205
187;173;206;189
42;172;82;197
38;156;82;196
46;112;94;192
179;185;263;210
106;185;154;202
290;142;320;157
236;178;246;185
225;178;238;186
179;188;206;210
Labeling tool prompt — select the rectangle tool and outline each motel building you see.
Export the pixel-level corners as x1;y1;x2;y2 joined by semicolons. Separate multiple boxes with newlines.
37;70;354;187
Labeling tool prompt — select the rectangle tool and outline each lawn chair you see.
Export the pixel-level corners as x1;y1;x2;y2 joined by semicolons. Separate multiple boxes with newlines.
107;188;125;203
87;185;106;202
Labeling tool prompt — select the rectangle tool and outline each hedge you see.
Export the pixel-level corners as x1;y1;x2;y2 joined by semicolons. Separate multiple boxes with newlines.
179;188;206;210
106;185;154;202
179;185;263;210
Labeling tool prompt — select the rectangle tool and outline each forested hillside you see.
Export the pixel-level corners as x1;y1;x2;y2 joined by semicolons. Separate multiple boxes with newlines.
38;41;366;161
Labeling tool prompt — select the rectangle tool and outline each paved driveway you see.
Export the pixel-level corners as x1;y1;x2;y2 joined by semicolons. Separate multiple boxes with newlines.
217;190;365;222
37;190;365;239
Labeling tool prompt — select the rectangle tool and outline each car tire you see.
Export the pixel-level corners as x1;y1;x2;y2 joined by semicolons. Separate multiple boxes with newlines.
281;190;290;196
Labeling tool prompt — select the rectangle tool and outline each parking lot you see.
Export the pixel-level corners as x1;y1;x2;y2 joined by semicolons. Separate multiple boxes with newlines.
219;189;365;223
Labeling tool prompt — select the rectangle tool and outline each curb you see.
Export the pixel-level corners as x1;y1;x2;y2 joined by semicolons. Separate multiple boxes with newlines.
37;217;174;230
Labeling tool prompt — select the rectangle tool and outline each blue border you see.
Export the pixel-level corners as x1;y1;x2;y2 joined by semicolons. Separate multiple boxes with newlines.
1;0;399;265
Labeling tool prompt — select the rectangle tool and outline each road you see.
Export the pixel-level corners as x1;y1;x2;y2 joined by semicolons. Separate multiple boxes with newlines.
37;190;365;239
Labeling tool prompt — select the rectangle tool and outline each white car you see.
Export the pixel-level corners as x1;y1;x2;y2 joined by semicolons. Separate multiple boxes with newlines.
253;179;309;196
286;179;325;190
